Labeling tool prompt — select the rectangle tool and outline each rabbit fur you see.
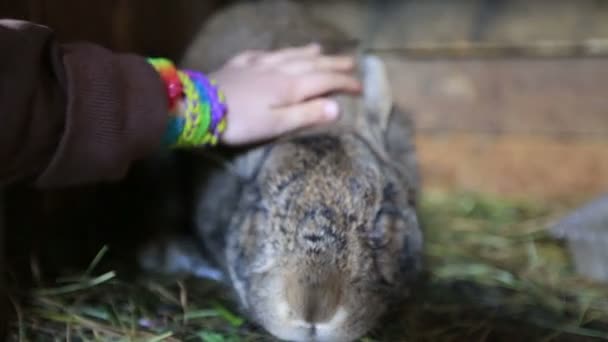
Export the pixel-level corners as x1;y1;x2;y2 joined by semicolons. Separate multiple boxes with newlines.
141;1;424;341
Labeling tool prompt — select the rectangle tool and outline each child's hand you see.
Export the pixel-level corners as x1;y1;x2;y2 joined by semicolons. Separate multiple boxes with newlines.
209;43;362;146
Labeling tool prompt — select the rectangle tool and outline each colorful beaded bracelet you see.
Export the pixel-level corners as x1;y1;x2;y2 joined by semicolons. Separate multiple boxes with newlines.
147;57;228;148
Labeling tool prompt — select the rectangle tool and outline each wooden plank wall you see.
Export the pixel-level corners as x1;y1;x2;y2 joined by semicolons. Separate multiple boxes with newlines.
310;0;608;200
2;0;608;200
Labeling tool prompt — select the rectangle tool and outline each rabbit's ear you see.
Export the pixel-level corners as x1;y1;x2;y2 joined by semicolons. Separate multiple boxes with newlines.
361;54;393;134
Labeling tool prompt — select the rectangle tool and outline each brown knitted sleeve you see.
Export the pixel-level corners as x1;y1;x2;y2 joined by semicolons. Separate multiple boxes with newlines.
0;19;169;188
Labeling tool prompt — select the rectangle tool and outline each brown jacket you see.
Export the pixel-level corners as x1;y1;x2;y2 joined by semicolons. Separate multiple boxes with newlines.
0;19;169;188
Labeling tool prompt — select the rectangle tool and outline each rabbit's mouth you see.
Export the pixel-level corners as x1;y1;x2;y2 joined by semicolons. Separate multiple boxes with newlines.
256;303;366;342
238;266;378;342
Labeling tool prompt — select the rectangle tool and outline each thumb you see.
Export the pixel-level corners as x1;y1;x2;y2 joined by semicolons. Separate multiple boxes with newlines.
271;98;340;135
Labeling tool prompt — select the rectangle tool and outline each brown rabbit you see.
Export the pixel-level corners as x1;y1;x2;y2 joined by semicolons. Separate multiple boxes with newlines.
141;1;423;341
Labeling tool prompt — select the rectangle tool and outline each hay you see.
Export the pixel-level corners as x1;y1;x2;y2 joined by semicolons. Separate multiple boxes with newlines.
8;191;608;341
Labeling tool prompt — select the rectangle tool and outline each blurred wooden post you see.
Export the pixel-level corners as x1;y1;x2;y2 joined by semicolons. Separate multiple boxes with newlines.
0;189;7;340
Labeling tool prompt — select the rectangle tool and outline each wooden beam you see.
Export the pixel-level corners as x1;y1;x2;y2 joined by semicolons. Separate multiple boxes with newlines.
385;56;608;137
416;134;608;200
382;56;608;199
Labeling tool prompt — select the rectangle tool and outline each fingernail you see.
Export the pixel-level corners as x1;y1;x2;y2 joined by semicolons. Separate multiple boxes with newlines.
324;100;339;120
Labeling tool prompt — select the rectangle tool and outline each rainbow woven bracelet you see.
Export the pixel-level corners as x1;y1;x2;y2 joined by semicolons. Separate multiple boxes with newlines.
147;57;227;148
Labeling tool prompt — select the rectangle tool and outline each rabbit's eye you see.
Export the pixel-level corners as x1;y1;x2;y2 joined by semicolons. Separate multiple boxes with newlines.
368;212;390;249
242;185;268;213
369;207;402;249
368;207;415;285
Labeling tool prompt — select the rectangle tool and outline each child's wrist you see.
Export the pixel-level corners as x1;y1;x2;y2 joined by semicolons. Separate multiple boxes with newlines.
147;57;228;149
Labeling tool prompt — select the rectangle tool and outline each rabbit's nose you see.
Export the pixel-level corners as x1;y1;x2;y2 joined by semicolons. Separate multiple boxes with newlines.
307;307;351;341
264;306;350;342
284;265;343;323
